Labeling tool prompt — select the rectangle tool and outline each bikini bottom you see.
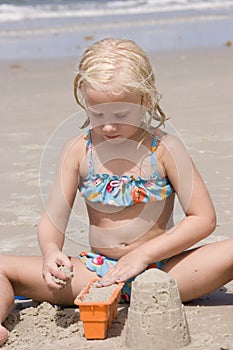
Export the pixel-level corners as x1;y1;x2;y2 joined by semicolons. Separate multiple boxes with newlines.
79;250;169;302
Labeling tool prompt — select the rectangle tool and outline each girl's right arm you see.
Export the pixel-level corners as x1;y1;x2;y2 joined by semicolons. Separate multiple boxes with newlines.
37;136;83;289
38;211;72;289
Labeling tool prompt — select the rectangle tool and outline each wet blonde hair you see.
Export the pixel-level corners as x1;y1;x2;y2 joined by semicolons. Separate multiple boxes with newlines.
74;38;168;129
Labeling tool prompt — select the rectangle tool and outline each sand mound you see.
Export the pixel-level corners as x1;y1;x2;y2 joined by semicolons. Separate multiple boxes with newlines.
3;301;128;350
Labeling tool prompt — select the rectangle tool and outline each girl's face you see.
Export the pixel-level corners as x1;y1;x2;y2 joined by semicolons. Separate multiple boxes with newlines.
83;85;147;141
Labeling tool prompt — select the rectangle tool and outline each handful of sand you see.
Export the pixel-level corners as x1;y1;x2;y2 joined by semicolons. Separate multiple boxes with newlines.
52;265;74;286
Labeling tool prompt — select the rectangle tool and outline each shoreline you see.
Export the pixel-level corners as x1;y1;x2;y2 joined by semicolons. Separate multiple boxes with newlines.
0;10;233;59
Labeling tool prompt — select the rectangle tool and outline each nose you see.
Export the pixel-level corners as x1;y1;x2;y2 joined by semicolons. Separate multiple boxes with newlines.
102;123;117;133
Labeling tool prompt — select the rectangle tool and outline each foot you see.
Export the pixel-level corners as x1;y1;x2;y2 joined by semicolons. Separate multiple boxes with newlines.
0;325;8;346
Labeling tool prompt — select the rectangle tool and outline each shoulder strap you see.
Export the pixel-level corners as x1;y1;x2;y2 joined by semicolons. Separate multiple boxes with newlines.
86;129;95;174
150;135;160;175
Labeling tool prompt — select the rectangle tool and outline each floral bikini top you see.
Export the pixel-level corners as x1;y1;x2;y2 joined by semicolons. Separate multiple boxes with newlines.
79;130;174;207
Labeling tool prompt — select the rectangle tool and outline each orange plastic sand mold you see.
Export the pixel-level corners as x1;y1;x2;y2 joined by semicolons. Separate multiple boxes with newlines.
74;278;124;339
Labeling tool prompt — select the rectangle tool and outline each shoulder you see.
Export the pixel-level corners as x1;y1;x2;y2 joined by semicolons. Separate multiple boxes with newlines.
156;129;185;147
154;130;190;160
154;130;194;181
149;126;184;148
58;131;88;169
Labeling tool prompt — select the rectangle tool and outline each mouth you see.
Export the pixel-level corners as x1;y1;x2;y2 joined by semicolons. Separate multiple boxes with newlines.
105;135;120;139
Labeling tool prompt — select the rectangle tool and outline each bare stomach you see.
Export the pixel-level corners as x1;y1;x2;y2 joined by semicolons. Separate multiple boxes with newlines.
90;224;169;259
86;195;175;259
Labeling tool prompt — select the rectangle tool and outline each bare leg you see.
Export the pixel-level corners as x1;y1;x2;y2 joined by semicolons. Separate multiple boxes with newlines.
162;238;233;302
0;255;97;345
0;272;14;346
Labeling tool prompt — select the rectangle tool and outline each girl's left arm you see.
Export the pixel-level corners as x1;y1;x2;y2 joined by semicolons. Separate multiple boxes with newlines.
98;134;217;285
141;133;217;261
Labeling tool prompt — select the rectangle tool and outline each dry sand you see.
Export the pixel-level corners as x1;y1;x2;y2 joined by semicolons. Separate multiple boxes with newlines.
0;46;233;349
79;282;118;302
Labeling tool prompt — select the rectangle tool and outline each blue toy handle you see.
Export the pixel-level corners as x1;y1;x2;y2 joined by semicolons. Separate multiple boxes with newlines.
14;296;30;300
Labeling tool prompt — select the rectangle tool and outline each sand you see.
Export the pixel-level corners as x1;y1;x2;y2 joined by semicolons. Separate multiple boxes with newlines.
79;282;118;302
0;45;233;349
52;266;74;286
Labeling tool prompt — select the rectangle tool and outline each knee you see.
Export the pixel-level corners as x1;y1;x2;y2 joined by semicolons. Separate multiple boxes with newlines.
0;259;6;275
226;238;233;268
0;256;12;278
0;260;15;298
230;238;233;261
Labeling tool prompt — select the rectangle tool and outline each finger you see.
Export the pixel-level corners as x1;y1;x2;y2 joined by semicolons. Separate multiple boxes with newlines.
57;265;74;283
49;262;72;282
44;263;69;286
61;255;73;270
56;255;73;270
97;274;114;287
44;272;65;290
97;273;125;287
115;276;125;283
51;270;73;286
49;265;65;280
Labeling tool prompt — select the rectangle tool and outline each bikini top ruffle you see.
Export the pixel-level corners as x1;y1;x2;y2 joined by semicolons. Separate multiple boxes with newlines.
79;129;174;207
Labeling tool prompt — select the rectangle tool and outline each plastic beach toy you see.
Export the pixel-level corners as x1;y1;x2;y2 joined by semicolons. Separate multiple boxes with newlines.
74;278;124;339
14;296;30;300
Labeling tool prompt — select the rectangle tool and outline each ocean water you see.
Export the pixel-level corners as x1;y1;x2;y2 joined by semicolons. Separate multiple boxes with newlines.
0;0;233;58
1;0;233;23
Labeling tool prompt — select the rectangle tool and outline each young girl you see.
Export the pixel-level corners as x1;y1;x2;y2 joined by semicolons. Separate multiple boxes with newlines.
0;38;233;346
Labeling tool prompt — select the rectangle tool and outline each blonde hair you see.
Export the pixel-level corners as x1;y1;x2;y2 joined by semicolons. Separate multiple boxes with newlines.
74;38;168;129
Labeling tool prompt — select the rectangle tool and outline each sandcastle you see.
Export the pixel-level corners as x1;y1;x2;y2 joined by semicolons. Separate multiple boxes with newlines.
126;269;191;350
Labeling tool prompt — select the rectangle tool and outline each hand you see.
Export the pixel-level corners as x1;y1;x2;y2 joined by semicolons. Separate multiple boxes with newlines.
97;249;148;287
42;250;73;290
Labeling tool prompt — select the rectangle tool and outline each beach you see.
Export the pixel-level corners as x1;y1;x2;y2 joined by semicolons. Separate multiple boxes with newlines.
0;1;233;348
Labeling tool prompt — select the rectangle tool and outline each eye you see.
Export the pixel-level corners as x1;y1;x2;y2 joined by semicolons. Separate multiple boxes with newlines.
115;113;128;119
94;113;104;118
88;111;104;118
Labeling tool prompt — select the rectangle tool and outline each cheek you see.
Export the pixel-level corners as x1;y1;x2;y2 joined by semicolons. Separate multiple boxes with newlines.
91;126;103;135
89;118;100;128
124;115;143;129
119;124;138;136
88;115;105;128
128;107;145;126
